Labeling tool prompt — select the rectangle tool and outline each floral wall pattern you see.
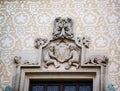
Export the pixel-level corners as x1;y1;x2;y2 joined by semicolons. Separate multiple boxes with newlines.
0;0;120;90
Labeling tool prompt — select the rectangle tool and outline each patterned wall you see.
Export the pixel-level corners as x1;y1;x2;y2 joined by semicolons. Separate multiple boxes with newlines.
0;0;120;90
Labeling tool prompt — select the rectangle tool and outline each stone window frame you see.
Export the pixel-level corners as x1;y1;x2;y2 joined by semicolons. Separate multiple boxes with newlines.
12;64;107;91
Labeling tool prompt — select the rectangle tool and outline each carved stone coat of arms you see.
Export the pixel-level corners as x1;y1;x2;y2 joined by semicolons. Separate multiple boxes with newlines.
13;17;109;91
14;17;108;70
34;17;90;70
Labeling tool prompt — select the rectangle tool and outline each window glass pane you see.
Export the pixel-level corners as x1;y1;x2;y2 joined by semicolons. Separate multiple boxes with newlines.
79;86;91;91
64;86;76;91
47;86;59;91
32;86;44;91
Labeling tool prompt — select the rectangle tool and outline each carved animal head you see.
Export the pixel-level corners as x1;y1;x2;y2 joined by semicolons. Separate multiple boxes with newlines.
102;56;109;64
53;17;73;39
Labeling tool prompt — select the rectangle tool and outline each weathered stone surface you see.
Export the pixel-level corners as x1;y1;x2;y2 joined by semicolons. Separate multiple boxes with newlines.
13;17;109;91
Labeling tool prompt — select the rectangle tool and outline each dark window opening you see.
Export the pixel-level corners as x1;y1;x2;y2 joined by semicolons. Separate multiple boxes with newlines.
29;79;93;91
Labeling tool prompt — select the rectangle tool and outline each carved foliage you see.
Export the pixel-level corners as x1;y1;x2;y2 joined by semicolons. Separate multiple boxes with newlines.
53;17;74;39
13;17;109;70
77;37;90;48
35;38;47;48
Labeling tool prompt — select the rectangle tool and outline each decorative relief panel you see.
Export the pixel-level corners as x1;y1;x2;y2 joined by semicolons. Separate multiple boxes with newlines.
34;17;91;70
12;17;110;91
0;0;120;91
13;17;109;70
43;39;81;69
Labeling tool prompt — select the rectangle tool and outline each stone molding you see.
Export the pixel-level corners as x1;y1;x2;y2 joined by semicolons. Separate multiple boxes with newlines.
13;17;109;91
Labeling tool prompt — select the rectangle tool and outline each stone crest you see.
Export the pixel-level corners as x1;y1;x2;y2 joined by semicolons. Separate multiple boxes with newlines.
34;17;90;70
13;17;109;91
14;17;108;70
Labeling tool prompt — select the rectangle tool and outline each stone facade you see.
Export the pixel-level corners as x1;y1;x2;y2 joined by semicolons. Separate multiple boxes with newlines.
0;0;120;91
12;17;108;91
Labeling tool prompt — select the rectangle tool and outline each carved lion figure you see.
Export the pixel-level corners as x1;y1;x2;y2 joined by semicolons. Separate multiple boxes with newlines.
85;55;108;66
65;46;80;69
14;56;38;65
44;46;60;68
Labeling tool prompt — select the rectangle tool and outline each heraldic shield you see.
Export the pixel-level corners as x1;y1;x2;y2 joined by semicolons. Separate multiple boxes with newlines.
35;17;90;70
